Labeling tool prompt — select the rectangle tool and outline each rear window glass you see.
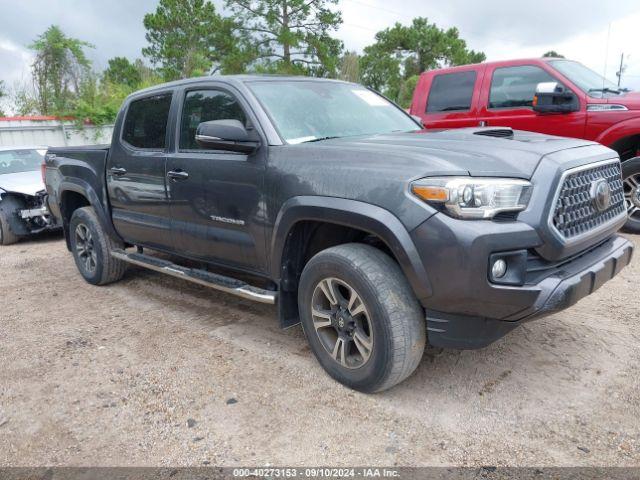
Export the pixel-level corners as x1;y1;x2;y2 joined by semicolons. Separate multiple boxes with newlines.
122;94;172;149
426;71;476;113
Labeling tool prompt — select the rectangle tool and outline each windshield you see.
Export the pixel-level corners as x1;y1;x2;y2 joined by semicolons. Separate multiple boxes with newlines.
247;81;420;144
0;149;45;175
549;60;626;97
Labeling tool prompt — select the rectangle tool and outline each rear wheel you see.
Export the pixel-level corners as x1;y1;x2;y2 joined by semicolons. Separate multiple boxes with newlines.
0;203;20;246
298;243;426;393
622;157;640;234
69;207;127;285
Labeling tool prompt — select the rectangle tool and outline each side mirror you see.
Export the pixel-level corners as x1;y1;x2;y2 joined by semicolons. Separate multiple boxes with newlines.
195;119;259;154
533;82;579;113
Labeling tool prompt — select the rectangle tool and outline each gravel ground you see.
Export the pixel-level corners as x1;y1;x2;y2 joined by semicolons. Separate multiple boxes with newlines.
0;234;639;467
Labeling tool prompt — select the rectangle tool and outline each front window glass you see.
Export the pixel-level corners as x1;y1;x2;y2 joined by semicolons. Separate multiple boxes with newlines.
549;60;625;97
179;90;247;150
247;81;419;144
0;149;45;175
489;65;557;109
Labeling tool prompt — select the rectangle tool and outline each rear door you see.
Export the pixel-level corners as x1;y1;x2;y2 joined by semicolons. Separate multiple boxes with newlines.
107;92;175;250
417;68;483;129
166;85;267;273
477;63;586;138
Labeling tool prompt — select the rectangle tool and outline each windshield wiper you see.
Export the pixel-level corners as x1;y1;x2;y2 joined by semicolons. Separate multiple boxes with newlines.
300;136;343;143
588;87;621;95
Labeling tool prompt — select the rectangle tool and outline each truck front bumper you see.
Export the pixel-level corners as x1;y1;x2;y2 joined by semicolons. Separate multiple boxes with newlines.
410;215;634;349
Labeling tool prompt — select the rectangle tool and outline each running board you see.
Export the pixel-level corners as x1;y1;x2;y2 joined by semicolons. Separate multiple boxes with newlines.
110;250;277;304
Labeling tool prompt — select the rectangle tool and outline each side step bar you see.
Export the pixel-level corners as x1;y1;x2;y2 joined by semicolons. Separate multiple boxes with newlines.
110;250;277;304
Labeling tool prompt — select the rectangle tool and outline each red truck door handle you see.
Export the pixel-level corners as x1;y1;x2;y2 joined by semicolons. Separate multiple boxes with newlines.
479;120;488;127
167;169;189;180
110;167;127;176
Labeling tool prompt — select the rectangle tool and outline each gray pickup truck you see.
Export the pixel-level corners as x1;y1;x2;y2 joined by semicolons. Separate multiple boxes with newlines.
44;75;633;392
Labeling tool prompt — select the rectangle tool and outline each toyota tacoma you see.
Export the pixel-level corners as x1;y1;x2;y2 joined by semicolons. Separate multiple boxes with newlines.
44;76;634;392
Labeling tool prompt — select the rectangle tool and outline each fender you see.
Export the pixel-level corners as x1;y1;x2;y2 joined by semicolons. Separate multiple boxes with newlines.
57;178;122;248
595;117;640;150
270;196;433;302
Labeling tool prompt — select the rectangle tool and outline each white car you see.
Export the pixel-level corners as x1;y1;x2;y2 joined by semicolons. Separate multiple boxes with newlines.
0;146;60;245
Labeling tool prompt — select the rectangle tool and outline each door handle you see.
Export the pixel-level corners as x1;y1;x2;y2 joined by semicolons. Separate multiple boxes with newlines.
110;167;127;176
479;120;488;127
167;169;189;180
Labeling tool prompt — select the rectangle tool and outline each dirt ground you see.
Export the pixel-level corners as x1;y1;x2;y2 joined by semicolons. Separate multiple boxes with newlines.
0;233;639;467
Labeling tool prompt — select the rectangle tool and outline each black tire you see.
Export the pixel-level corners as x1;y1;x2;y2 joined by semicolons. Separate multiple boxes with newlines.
0;203;20;246
622;157;640;234
69;206;127;285
298;243;426;393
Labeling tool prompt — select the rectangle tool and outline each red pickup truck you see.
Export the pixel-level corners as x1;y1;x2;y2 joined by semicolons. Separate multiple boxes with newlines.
410;57;640;232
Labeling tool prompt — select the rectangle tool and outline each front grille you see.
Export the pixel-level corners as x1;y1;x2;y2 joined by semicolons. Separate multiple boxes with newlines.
550;160;625;240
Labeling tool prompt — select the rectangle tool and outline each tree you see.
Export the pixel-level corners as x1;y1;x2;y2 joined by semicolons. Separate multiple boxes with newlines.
143;0;238;81
226;0;344;76
30;25;94;114
0;80;6;116
103;57;142;88
360;18;485;101
338;51;360;83
397;75;419;109
542;50;564;58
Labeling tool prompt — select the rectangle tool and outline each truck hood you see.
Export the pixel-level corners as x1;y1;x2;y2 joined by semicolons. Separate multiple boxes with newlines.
610;91;640;110
313;128;598;179
0;170;44;196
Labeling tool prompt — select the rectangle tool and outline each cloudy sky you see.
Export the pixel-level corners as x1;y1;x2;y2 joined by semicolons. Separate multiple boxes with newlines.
1;0;639;108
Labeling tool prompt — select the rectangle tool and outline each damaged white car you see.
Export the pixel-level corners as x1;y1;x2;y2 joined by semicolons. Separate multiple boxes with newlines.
0;146;60;245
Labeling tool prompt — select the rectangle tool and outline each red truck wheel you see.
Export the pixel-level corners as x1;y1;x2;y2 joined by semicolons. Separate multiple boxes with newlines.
622;157;640;234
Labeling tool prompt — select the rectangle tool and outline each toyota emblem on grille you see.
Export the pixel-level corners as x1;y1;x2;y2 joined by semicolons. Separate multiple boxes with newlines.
590;178;611;212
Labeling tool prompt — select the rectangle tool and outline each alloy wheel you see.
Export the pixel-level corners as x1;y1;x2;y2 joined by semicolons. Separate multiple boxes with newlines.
75;223;97;274
624;172;640;220
311;277;374;369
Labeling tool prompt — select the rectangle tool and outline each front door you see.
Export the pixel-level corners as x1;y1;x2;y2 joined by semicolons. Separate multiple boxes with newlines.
107;92;174;250
477;64;586;138
166;87;267;273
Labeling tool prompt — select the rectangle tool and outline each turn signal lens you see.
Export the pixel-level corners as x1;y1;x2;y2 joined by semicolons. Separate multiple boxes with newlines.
411;185;449;202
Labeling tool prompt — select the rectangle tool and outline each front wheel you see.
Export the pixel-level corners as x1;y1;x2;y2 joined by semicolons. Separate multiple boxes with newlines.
0;202;20;245
298;243;426;393
622;157;640;234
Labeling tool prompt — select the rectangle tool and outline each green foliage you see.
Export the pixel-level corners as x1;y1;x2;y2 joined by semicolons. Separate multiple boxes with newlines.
9;82;40;116
104;57;142;88
226;0;343;77
338;51;360;83
397;75;419;109
72;73;125;126
30;25;94;114
360;17;485;101
77;60;164;126
142;0;238;80
542;50;564;58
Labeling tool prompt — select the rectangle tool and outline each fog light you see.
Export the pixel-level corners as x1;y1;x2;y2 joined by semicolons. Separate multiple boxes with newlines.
491;259;507;279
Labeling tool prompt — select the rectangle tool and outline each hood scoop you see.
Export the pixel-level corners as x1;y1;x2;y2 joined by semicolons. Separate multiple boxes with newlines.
473;127;514;139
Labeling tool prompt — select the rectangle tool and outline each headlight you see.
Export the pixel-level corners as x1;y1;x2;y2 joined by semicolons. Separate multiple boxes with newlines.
411;177;533;219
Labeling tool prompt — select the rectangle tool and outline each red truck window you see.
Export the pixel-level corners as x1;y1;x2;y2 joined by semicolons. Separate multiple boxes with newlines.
489;65;557;109
426;71;476;113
